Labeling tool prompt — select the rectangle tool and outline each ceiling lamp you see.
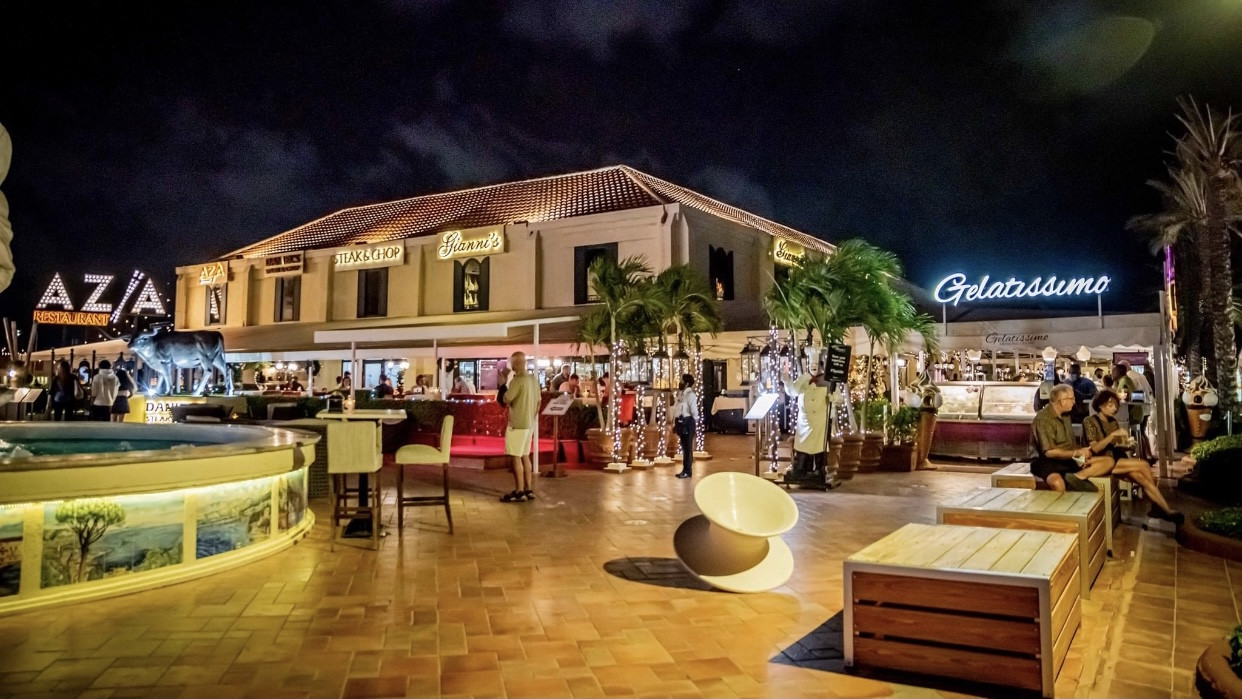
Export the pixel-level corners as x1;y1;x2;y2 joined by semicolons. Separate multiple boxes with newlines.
1041;346;1058;362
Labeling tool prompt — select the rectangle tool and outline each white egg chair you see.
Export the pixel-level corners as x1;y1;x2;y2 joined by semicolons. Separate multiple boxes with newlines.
673;472;799;592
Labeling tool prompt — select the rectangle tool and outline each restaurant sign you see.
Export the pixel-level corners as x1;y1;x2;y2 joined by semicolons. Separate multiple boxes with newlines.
33;310;109;327
437;229;506;260
773;239;806;267
263;252;304;277
983;332;1049;347
333;243;405;271
36;270;167;322
198;262;228;286
933;273;1111;307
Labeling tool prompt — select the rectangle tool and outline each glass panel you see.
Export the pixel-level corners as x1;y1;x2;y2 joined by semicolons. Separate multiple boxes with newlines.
937;383;982;419
980;383;1040;420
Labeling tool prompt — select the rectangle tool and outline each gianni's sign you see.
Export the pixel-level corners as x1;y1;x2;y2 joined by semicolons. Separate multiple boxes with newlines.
437;229;505;260
933;273;1111;307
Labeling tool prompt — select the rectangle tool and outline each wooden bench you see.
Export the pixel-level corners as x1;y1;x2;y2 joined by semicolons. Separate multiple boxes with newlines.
990;462;1121;556
937;488;1104;599
845;523;1080;698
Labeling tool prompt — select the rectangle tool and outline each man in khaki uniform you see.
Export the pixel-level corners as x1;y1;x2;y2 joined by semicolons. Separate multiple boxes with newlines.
500;351;539;502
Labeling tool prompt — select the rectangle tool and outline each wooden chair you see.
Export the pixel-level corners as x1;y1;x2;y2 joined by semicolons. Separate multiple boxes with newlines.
393;416;454;534
327;420;383;550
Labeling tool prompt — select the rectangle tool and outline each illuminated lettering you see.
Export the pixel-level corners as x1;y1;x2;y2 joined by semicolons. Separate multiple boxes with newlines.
773;239;805;267
333;243;405;271
437;230;505;260
198;262;227;285
130;278;166;316
933;273;1111;306
37;273;74;310
80;274;114;313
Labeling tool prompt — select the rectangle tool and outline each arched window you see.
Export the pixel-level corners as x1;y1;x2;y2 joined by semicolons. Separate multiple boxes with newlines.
454;258;489;312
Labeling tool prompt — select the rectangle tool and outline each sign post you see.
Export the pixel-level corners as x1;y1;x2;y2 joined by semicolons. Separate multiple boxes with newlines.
541;393;574;478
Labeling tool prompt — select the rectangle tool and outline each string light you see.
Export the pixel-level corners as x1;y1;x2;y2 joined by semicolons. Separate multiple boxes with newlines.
611;340;623;463
633;383;646;459
766;327;781;471
654;388;668;458
37;273;74;310
693;338;705;453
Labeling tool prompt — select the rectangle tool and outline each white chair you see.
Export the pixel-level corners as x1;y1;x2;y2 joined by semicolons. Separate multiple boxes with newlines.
673;471;799;593
393;416;455;534
327;420;383;549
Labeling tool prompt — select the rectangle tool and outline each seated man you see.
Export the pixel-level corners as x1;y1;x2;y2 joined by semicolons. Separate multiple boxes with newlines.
1031;384;1111;492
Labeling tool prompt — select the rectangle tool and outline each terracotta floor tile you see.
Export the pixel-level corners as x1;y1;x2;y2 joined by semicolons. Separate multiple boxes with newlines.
342;676;408;699
439;669;505;696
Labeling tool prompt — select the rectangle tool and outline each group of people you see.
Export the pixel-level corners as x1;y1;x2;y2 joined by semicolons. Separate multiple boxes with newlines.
49;358;135;422
1031;382;1182;524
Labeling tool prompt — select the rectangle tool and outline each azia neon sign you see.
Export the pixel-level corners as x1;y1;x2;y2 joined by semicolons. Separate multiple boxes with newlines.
933;273;1111;307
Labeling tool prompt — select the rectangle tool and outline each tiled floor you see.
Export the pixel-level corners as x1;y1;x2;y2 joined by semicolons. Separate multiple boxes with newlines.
0;435;1236;698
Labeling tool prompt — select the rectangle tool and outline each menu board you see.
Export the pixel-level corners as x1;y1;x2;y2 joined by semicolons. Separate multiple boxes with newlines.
825;343;851;383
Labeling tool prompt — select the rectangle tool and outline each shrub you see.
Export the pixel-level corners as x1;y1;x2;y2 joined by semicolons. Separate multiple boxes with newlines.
1197;507;1242;541
1189;435;1242;503
1231;624;1242;675
1191;434;1242;461
888;406;919;444
857;398;890;434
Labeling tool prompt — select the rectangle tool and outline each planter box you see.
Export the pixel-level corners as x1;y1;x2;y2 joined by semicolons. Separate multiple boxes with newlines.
879;443;917;472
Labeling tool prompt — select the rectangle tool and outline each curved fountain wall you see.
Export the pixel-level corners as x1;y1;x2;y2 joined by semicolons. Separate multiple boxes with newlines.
0;423;318;615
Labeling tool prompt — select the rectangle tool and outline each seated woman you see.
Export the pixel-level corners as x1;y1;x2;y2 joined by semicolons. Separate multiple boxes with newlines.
1083;389;1183;524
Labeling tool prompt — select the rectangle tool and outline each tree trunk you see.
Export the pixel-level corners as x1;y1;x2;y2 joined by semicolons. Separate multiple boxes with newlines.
1205;175;1237;414
77;543;89;582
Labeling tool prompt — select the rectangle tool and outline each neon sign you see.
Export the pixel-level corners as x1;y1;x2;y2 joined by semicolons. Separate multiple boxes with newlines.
198;262;227;286
35;270;167;321
933;273;1111;306
437;230;505;260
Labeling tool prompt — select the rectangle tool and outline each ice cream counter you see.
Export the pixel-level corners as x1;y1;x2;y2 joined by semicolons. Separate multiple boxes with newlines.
929;382;1039;460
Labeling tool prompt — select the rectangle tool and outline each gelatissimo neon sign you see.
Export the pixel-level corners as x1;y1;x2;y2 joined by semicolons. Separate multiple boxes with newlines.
933;273;1111;306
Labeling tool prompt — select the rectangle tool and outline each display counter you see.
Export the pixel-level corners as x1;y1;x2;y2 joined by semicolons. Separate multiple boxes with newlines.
930;381;1039;460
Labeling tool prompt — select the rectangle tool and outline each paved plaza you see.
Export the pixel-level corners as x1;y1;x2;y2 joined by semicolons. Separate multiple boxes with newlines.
0;435;1235;699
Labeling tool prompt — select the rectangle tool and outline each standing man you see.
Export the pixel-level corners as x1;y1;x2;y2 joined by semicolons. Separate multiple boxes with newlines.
1031;384;1109;492
783;362;830;483
501;351;539;503
1065;363;1097;424
551;364;572;392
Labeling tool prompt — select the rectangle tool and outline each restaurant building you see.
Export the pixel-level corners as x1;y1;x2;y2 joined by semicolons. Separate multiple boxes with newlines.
172;165;833;392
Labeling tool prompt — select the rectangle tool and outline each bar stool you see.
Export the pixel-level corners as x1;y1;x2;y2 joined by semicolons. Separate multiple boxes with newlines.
393;416;455;534
327;420;383;550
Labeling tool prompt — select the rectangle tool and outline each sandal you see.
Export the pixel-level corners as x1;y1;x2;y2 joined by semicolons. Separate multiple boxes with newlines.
500;490;526;503
523;490;536;500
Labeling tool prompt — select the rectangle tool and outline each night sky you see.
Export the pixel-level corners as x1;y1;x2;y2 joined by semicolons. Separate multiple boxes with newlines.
2;0;1242;343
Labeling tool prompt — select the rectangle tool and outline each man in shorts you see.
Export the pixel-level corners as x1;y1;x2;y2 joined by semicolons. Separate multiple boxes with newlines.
1031;384;1110;492
500;351;539;503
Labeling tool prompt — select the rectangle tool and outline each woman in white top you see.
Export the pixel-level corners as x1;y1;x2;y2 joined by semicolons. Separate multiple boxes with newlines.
673;373;699;478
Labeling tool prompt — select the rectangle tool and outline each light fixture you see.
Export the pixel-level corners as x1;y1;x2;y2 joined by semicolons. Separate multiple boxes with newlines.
740;341;760;384
1041;346;1058;362
275;361;285;370
965;349;982;363
672;347;690;384
288;362;298;371
400;360;410;370
652;347;671;390
896;357;907;368
1075;346;1092;363
629;344;651;384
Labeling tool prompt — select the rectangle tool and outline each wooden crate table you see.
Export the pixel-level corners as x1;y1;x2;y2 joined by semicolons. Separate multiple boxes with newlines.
844;523;1080;698
937;487;1104;598
990;462;1121;556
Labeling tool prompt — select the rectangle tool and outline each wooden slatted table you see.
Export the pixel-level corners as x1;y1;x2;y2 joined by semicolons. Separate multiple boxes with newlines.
990;462;1121;556
844;523;1080;698
937;487;1105;599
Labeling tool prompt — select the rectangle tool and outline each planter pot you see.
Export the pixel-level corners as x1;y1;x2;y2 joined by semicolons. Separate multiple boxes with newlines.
585;427;635;465
1177;519;1242;563
1197;637;1242;699
838;433;863;480
880;443;917;472
859;433;883;473
916;409;938;469
642;424;674;459
1188;406;1214;441
828;436;843;476
558;440;583;465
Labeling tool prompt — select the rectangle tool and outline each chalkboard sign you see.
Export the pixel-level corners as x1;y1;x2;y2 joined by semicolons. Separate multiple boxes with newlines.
825;343;851;383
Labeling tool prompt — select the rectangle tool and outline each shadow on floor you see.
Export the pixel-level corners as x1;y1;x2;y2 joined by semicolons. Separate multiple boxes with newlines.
602;557;715;591
773;612;1039;697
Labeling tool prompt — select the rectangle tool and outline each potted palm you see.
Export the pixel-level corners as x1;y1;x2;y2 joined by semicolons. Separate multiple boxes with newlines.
654;264;723;458
580;255;663;470
881;404;919;471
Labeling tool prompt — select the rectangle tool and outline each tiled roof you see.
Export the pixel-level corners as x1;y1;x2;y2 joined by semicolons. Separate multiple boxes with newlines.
222;165;834;259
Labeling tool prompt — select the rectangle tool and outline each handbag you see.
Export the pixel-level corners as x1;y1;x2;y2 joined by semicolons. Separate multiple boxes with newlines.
674;415;694;436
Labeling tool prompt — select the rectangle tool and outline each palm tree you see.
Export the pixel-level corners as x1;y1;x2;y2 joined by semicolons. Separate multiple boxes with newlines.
1128;97;1242;410
575;309;611;427
586;255;664;459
